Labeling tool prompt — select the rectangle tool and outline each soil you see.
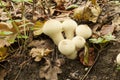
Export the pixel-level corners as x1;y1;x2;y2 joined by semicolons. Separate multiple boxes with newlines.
0;31;119;80
0;1;120;80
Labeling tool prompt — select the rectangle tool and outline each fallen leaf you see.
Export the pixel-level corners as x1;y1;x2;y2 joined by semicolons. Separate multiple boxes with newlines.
33;21;45;36
0;47;8;62
54;0;65;9
0;12;9;21
0;69;7;80
39;58;62;80
0;22;18;47
28;40;54;49
112;15;120;31
66;4;78;10
79;47;95;66
89;34;116;44
29;48;53;61
100;25;115;35
73;1;101;23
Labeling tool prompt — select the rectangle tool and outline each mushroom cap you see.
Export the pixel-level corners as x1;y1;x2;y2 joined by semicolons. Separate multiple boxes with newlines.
72;36;86;51
58;39;76;56
62;19;77;39
43;19;62;37
62;19;77;30
116;53;120;65
76;24;92;39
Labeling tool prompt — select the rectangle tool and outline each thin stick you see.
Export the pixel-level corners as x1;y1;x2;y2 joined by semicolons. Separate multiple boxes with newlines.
80;49;103;80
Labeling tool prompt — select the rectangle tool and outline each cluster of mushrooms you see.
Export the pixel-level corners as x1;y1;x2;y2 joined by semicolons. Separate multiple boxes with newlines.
43;19;92;59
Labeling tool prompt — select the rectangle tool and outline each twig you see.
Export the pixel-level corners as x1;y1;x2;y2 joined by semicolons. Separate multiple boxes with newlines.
14;58;31;80
80;49;104;80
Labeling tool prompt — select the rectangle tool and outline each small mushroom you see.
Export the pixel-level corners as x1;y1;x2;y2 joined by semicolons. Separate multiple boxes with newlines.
72;36;86;51
76;24;92;39
66;51;77;59
62;19;77;39
43;19;64;45
58;39;77;59
116;53;120;65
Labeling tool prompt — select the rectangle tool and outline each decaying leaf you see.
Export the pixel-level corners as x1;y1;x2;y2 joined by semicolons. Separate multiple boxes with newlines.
39;58;62;80
100;25;115;35
0;22;17;47
33;21;45;36
79;47;95;66
89;34;116;44
54;0;65;7
0;69;7;80
28;40;54;49
0;47;8;62
66;4;78;10
112;15;120;31
0;12;9;21
73;1;101;23
29;48;53;61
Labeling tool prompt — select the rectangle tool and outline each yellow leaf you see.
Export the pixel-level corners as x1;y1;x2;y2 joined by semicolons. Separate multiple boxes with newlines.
33;21;46;36
0;47;8;62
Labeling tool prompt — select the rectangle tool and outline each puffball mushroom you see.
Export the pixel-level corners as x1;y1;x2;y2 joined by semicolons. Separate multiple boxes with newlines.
76;24;92;39
43;19;64;45
58;39;77;59
66;52;77;59
116;53;120;65
62;19;77;39
72;36;86;51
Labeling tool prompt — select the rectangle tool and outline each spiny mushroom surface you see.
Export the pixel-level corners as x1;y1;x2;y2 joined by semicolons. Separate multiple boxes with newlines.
76;24;92;39
43;19;64;45
62;19;77;39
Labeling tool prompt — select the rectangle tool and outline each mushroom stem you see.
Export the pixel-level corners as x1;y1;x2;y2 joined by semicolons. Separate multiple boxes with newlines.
51;33;64;45
43;19;64;45
58;39;77;59
66;51;77;59
72;36;86;51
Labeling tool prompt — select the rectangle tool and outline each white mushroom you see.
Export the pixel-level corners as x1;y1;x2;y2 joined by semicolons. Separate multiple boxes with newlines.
58;39;77;59
76;24;92;39
72;36;86;51
62;19;77;39
43;19;64;45
116;53;120;65
66;51;77;59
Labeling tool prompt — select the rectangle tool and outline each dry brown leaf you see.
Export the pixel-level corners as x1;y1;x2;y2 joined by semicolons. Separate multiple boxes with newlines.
54;0;65;8
73;1;101;23
112;15;120;31
29;48;53;61
0;69;7;80
79;48;95;66
28;40;54;49
0;12;9;21
39;58;62;80
100;25;115;35
0;22;18;47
